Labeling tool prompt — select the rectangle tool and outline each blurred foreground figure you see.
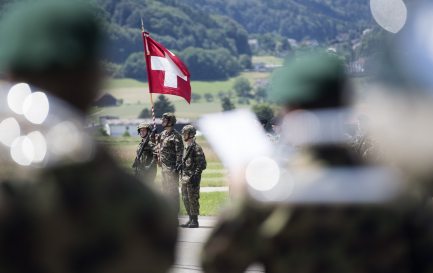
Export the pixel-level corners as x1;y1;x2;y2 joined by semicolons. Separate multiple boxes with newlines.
202;52;433;273
0;1;177;273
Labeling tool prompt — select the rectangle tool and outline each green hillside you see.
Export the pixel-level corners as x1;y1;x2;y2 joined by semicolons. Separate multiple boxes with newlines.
182;0;373;41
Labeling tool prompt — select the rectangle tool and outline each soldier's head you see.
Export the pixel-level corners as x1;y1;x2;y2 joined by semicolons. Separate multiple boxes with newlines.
137;122;152;138
161;112;176;128
269;51;349;113
0;0;104;113
181;125;196;142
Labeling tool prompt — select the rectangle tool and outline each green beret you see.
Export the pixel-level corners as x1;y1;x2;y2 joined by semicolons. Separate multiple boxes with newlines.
269;52;348;108
0;0;102;74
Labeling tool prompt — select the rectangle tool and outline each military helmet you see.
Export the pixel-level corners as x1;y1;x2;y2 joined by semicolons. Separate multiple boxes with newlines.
269;51;348;109
182;125;196;137
162;112;176;126
0;0;102;74
137;122;152;133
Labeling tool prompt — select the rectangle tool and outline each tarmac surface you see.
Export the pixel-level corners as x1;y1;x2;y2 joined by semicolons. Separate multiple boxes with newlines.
170;216;265;273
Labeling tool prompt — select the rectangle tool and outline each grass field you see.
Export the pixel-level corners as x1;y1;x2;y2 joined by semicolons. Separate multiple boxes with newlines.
93;70;272;120
104;71;270;97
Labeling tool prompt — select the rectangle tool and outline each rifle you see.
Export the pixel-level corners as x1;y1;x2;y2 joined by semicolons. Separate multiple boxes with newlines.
132;130;155;174
176;142;195;173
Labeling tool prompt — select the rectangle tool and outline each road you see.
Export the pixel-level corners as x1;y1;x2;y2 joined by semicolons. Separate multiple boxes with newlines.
170;216;265;273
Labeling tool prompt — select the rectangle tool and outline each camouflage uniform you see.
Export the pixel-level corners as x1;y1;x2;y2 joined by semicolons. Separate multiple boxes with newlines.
159;113;184;213
202;146;433;273
179;125;207;227
1;148;178;273
0;1;178;272
202;52;433;273
134;123;157;183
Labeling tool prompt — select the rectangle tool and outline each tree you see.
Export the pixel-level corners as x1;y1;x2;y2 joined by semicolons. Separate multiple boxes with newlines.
179;47;241;80
217;91;226;100
191;93;202;102
138;108;151;118
204;93;214;102
123;127;131;137
252;104;274;131
154;95;175;117
239;54;253;70
121;52;147;81
221;97;235;111
233;77;252;98
254;85;268;103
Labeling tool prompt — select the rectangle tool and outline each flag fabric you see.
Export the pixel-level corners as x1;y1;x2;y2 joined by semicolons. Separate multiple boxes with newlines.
142;32;191;103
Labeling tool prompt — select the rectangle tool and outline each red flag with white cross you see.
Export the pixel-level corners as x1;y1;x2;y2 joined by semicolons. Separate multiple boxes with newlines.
142;32;191;103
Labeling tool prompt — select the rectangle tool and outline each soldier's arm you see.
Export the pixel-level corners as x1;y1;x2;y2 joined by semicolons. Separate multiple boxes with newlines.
175;134;184;166
194;145;206;175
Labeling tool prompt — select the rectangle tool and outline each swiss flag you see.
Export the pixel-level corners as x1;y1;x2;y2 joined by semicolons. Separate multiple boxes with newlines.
143;32;191;103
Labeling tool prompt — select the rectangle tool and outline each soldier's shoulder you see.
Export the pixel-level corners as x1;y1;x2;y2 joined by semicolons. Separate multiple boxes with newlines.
194;142;204;152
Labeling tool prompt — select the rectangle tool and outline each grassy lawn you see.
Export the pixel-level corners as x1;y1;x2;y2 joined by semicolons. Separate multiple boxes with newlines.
179;191;229;216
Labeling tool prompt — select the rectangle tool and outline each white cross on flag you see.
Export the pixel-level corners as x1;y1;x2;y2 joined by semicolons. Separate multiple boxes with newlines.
143;32;191;103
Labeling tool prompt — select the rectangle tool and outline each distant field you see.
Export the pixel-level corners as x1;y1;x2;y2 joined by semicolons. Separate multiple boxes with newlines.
104;71;270;97
252;55;284;65
94;70;270;120
91;100;224;119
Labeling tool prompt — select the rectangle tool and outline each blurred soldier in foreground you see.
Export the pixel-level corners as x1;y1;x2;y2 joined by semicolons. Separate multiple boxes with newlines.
202;52;433;273
0;1;177;273
179;125;207;228
159;112;183;213
133;122;157;183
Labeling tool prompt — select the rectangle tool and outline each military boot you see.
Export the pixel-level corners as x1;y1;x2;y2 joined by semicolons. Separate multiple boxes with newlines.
180;215;192;228
188;215;199;228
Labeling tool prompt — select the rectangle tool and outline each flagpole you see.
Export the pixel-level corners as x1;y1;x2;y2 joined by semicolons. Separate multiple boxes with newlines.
141;19;161;166
141;18;157;132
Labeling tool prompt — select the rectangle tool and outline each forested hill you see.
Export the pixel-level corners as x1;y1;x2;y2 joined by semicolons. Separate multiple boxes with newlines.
181;0;373;41
0;0;374;81
94;0;250;60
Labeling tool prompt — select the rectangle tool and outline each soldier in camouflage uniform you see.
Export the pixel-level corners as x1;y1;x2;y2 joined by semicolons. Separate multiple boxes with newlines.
133;122;157;183
159;112;184;213
202;52;433;273
179;125;207;228
0;1;178;272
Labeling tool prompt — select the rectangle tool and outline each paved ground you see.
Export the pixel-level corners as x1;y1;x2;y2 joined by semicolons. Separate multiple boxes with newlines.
170;216;264;273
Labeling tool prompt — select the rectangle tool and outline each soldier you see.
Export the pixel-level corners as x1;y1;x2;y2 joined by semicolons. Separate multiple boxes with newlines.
179;125;207;228
159;112;184;213
0;1;178;273
201;52;433;273
133;122;157;183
